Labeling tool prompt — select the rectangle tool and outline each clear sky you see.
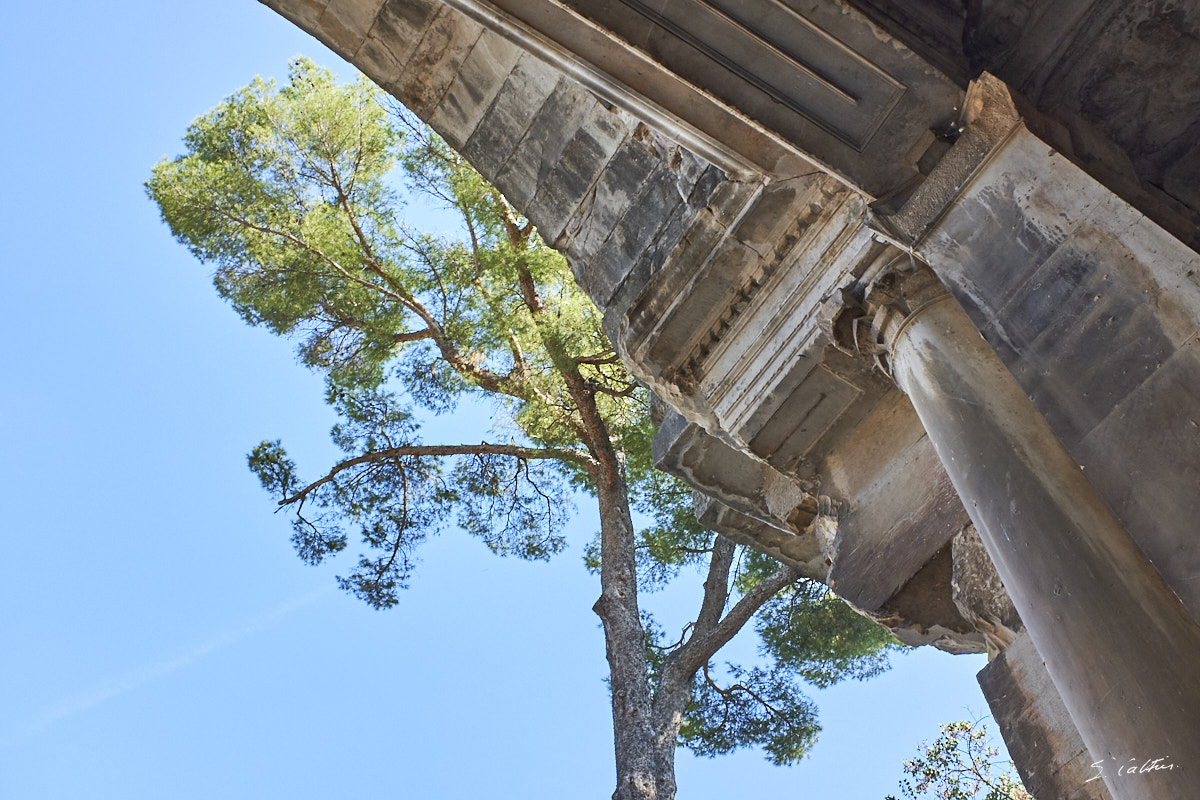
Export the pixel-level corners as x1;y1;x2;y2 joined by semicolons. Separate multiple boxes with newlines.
1;2;997;797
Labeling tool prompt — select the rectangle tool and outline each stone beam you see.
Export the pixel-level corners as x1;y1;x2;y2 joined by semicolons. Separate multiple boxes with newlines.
689;494;826;581
652;410;817;534
654;406;987;654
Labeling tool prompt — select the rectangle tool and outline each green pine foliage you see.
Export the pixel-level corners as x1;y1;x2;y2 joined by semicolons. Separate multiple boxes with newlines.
148;58;899;772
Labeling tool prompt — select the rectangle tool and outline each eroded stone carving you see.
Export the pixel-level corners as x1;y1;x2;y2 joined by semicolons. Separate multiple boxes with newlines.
951;524;1022;658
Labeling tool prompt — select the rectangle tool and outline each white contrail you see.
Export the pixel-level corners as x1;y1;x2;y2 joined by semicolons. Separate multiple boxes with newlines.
1;590;323;748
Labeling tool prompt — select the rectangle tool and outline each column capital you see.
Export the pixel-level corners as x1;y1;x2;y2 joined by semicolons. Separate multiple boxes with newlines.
822;258;950;377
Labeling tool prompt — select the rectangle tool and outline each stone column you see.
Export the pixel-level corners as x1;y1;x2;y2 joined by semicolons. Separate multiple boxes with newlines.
830;265;1200;800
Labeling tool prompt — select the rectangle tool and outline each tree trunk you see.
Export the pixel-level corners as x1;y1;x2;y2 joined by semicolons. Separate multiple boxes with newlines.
642;535;734;798
592;458;665;800
647;690;684;800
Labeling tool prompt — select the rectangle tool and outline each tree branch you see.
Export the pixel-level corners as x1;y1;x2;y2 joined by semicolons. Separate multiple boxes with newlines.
394;329;434;344
692;536;737;635
375;467;412;581
673;559;800;676
203;204;405;304
702;663;787;720
279;442;594;507
329;190;540;404
575;350;621;366
589;380;638;398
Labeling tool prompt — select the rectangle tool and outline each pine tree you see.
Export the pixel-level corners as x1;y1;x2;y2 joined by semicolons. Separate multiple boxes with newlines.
148;59;897;799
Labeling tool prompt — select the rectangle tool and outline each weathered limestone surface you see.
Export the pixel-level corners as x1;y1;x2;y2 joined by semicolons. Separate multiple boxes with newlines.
950;525;1020;657
263;0;754;337
851;0;1200;234
865;545;983;653
819;389;968;613
850;0;970;86
690;494;826;579
550;0;964;197
985;0;1200;217
652;411;816;533
980;633;1114;800
909;123;1200;618
653;408;985;651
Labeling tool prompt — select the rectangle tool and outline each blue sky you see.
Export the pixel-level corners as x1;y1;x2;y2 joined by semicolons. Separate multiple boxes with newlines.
1;2;995;797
